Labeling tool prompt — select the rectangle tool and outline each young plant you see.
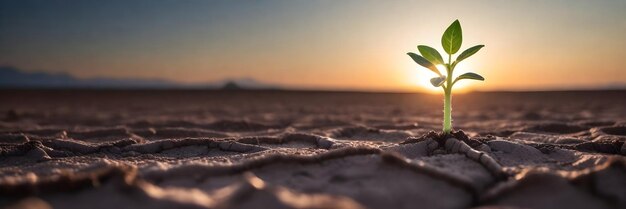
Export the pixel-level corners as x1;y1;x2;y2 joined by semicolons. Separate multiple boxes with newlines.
407;20;485;134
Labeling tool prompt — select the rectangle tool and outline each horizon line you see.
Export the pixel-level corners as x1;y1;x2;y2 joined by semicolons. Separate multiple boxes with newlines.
1;86;625;94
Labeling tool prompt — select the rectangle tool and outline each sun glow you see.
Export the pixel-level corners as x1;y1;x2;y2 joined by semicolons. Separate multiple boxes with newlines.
410;62;478;94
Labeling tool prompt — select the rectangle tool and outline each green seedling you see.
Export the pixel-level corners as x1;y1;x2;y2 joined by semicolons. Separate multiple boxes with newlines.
407;20;485;134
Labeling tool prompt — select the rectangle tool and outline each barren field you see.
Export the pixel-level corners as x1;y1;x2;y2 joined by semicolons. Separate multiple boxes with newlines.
1;90;625;209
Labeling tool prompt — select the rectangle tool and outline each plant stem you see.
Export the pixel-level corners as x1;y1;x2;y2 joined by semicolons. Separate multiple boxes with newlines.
443;88;452;134
443;54;453;134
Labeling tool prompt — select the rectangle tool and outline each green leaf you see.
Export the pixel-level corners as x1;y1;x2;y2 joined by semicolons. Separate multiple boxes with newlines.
456;45;484;63
418;45;444;65
430;76;446;87
407;52;441;76
441;20;463;55
453;72;484;84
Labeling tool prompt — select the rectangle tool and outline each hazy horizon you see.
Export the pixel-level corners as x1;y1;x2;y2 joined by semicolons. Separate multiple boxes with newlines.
1;0;625;93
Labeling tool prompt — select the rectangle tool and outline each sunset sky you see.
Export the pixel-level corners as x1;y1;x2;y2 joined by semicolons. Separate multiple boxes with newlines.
1;0;625;92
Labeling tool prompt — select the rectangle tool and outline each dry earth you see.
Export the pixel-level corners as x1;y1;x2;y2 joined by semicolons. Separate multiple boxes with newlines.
1;90;625;209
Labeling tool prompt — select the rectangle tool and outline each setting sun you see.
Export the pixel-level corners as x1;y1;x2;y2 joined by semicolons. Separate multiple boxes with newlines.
411;62;479;94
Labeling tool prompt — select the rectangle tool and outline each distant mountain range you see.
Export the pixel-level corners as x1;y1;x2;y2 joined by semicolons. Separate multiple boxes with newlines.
3;66;624;92
0;66;280;89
